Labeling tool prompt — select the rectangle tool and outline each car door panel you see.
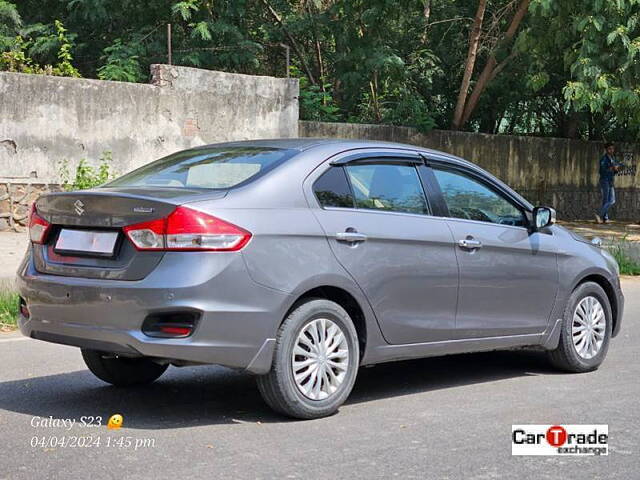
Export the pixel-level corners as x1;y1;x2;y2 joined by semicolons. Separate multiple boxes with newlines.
307;156;460;345
446;219;558;338
429;165;560;339
314;208;459;344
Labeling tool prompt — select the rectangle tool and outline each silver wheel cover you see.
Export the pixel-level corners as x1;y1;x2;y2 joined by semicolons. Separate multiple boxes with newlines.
572;296;606;360
291;318;350;401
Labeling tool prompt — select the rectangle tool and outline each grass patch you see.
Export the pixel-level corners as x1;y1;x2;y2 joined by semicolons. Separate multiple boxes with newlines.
609;243;640;276
0;288;19;331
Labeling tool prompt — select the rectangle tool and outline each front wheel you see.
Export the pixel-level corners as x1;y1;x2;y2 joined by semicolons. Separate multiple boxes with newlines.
548;282;612;373
81;349;168;387
257;299;360;419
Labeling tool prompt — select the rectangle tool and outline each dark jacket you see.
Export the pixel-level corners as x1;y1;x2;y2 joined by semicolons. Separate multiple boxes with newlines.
599;155;616;184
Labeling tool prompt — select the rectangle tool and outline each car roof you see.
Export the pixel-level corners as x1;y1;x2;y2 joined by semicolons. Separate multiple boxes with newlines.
189;137;466;162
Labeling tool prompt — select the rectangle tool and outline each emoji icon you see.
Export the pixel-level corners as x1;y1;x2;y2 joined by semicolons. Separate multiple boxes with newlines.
107;414;123;430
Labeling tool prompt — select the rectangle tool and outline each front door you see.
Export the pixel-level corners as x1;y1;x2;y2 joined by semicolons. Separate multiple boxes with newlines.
430;166;559;338
308;155;459;345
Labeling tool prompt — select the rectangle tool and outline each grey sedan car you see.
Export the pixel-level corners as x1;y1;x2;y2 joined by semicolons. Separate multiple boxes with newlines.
17;139;624;419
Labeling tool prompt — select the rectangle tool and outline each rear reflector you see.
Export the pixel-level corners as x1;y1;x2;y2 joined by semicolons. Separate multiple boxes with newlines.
141;311;200;338
123;206;251;252
159;326;192;336
28;204;52;244
19;297;30;319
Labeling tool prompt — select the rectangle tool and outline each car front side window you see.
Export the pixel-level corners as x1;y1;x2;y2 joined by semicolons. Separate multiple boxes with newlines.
432;168;526;227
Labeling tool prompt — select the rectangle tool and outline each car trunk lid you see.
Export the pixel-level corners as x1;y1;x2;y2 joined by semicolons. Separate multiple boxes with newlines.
32;187;227;280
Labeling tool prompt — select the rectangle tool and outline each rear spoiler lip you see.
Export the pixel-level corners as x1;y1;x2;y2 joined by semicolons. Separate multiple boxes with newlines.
37;187;228;204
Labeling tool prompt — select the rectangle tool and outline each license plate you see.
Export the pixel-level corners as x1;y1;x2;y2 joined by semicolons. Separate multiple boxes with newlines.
55;229;119;256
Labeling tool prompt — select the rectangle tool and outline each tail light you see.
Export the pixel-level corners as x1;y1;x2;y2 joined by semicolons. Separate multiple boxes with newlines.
28;204;52;244
123;206;251;252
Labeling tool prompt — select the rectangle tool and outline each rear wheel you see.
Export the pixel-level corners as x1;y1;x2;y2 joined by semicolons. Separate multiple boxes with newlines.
81;349;168;386
548;282;612;373
257;299;360;419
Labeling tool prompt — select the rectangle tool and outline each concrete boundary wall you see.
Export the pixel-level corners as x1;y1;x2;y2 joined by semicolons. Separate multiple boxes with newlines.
299;121;640;221
0;65;298;184
0;65;298;229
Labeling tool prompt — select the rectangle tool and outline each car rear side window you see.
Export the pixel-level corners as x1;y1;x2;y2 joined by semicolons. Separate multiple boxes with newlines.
105;147;297;189
314;167;354;208
345;164;429;215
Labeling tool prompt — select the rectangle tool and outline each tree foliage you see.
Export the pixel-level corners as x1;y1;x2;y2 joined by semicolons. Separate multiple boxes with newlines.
3;0;640;140
0;18;80;77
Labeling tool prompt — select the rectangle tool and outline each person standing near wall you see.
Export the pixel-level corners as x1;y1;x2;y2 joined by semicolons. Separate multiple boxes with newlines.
595;143;621;224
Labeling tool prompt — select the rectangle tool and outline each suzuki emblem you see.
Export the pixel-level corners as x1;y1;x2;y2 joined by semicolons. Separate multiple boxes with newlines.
74;199;85;216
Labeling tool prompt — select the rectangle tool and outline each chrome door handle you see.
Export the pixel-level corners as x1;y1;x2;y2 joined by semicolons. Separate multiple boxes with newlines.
458;238;483;249
336;232;368;243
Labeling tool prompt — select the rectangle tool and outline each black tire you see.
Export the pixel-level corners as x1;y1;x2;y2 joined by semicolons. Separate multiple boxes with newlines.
257;298;360;419
548;282;612;373
81;349;168;387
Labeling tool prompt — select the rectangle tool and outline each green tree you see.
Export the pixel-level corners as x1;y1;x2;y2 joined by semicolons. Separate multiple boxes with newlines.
0;0;20;50
5;0;640;140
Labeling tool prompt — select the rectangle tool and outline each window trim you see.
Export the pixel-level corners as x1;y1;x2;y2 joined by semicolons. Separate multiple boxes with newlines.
417;165;448;217
427;163;531;229
312;154;433;217
330;151;424;166
312;165;356;209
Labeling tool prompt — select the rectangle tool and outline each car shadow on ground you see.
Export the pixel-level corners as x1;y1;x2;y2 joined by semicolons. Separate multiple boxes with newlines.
0;349;561;428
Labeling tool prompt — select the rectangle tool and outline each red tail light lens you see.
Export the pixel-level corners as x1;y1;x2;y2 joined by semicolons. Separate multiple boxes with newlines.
19;297;30;319
159;325;192;336
28;204;52;244
123;206;251;252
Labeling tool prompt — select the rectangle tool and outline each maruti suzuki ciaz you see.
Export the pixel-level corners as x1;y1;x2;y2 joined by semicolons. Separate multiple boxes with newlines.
17;139;624;419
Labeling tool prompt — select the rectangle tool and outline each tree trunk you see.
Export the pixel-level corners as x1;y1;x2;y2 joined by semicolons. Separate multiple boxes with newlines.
507;104;523;134
562;111;580;139
421;0;432;44
459;0;530;127
306;3;325;85
259;0;316;84
452;0;487;130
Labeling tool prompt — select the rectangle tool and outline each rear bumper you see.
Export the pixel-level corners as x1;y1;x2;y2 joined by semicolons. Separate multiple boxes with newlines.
17;249;292;374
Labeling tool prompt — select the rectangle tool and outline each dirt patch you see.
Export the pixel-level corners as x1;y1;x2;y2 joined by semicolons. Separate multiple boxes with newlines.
560;221;640;242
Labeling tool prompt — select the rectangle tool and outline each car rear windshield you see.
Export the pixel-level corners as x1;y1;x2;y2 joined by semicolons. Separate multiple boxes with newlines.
105;146;298;189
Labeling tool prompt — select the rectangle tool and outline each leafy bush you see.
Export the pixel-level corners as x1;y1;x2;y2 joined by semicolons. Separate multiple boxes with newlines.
608;240;640;275
0;36;46;73
97;39;143;82
0;0;21;50
293;66;342;122
52;20;80;78
0;20;80;77
353;86;436;133
0;287;18;329
59;151;114;191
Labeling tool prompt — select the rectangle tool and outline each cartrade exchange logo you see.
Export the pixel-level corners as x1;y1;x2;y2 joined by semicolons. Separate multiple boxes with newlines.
512;425;608;456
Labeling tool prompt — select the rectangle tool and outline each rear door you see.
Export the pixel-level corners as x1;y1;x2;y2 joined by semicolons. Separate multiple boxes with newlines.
307;151;459;345
428;163;559;338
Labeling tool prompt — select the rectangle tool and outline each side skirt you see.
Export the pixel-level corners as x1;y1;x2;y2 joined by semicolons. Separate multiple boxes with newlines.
363;328;561;367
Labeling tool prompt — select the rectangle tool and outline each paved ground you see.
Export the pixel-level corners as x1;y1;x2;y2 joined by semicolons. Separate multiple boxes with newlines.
0;279;638;480
560;221;640;242
0;232;27;281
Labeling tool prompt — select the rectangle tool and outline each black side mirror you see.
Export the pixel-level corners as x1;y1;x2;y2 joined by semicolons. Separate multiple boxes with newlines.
532;206;556;231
